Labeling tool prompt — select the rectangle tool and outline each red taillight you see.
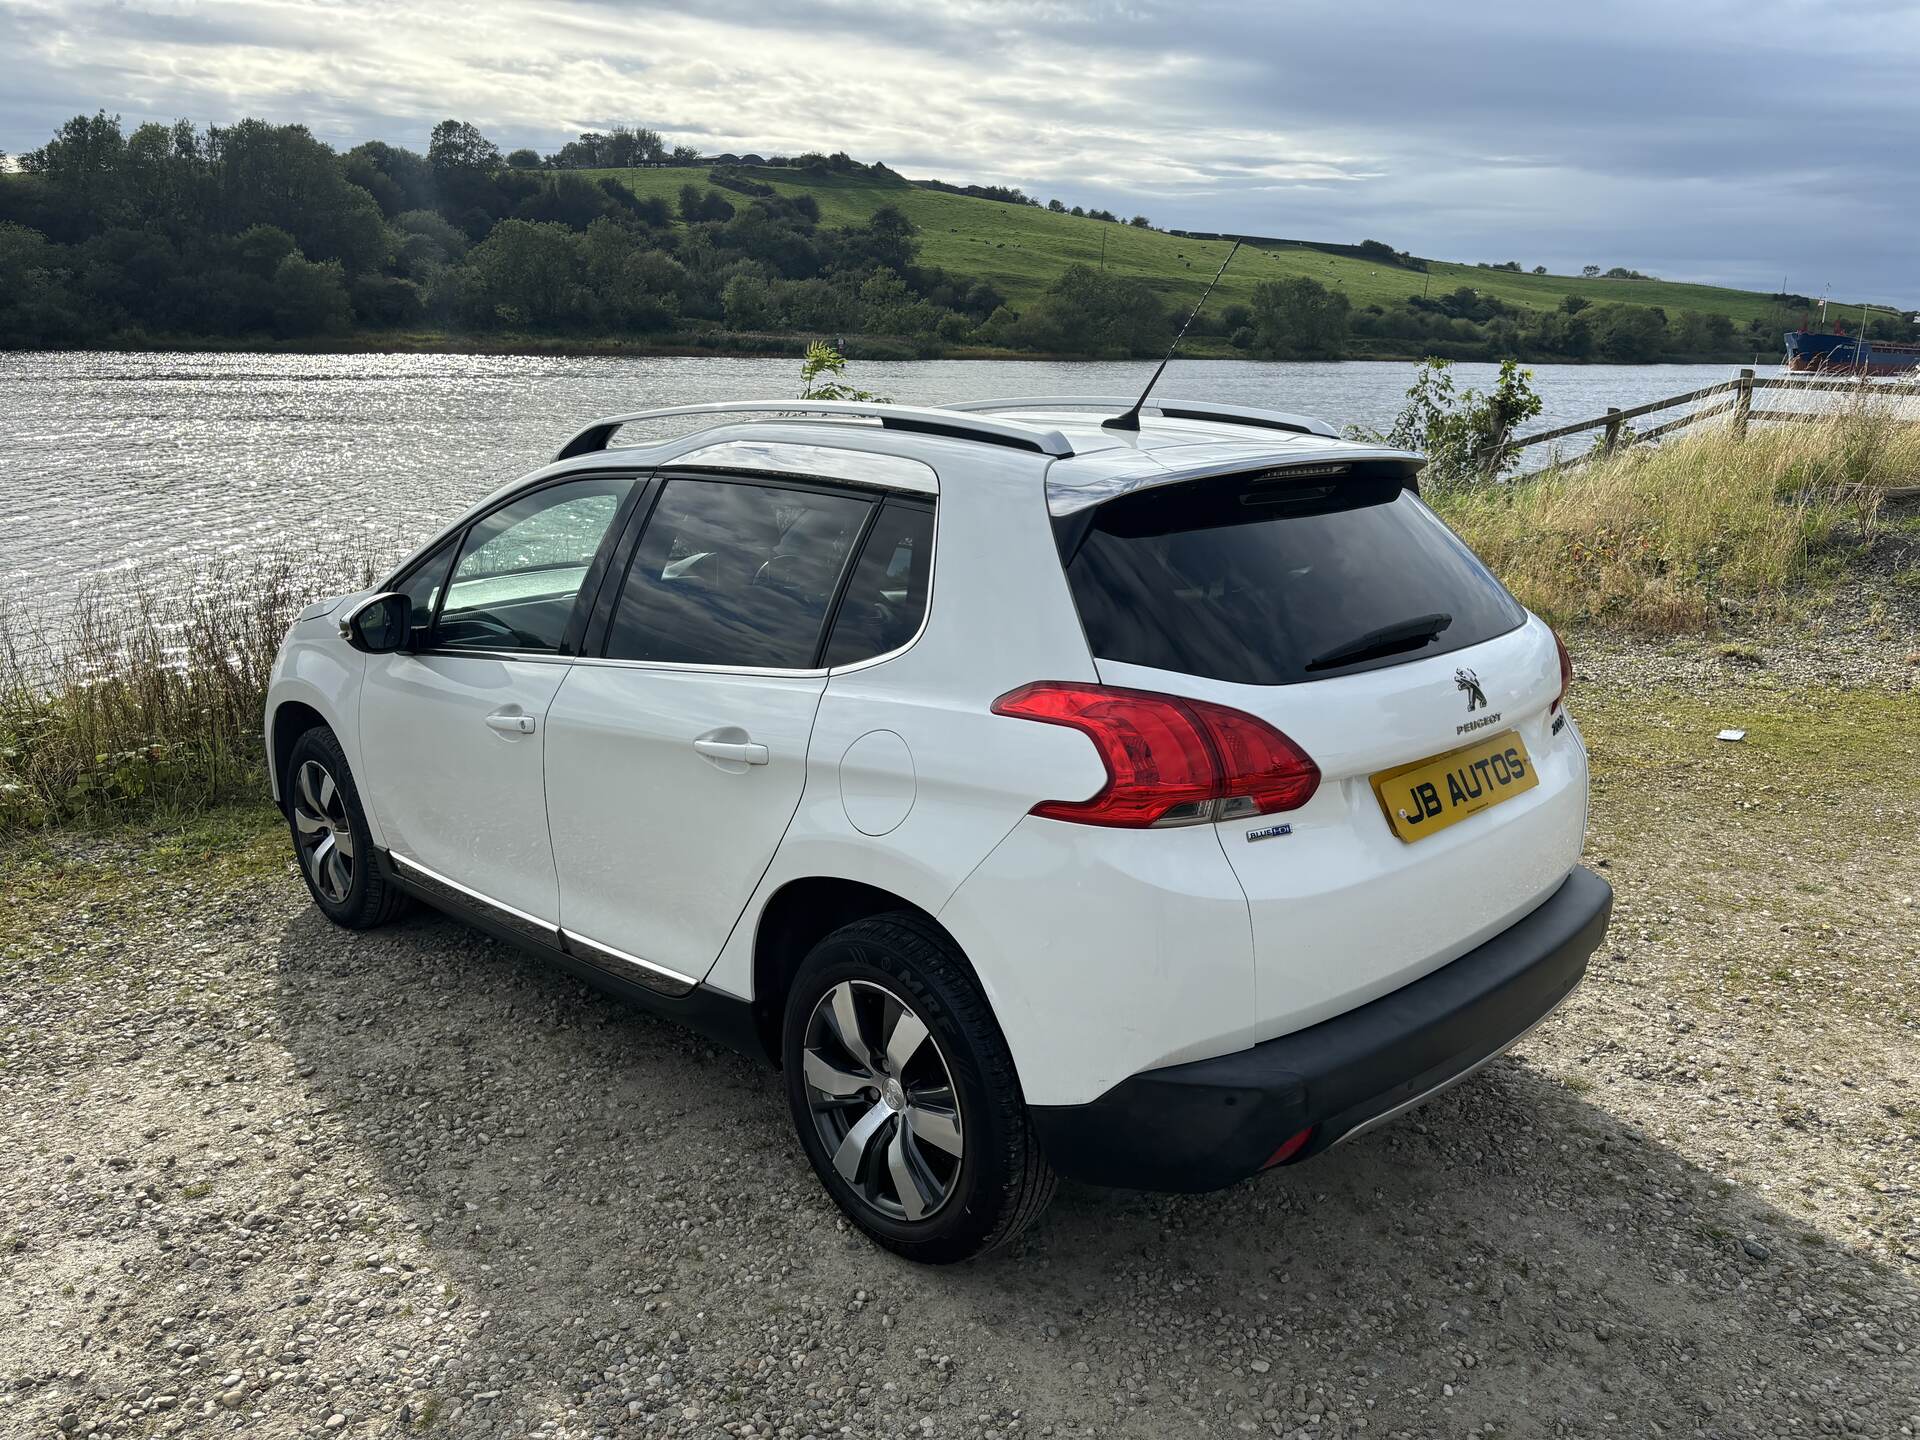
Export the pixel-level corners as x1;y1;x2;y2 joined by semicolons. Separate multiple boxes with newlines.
991;682;1320;828
1551;629;1573;712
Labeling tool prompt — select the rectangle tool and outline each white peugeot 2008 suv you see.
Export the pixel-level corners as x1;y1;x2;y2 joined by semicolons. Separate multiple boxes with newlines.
266;396;1612;1263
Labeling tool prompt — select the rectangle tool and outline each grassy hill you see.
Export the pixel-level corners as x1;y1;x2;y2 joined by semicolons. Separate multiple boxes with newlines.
586;164;1862;331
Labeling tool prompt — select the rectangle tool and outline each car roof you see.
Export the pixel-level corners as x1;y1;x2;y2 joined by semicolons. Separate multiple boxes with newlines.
546;399;1425;519
382;404;1423;589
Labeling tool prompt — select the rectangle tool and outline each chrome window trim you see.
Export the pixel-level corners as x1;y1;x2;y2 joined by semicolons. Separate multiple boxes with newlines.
568;654;830;680
398;647;574;666
382;456;938;681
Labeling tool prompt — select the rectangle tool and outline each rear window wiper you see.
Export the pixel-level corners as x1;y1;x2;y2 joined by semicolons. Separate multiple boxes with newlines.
1304;612;1453;672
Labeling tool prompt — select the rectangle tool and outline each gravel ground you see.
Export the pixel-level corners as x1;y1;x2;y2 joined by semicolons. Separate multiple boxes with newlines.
3;633;1917;1440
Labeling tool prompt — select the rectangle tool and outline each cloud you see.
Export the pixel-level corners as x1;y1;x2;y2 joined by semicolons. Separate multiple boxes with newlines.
2;0;1913;302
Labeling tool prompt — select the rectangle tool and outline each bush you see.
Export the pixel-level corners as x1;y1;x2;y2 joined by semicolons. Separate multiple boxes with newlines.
1247;277;1350;359
464;219;585;328
350;273;424;326
1010;264;1166;355
723;273;778;330
1354;358;1542;487
270;254;351;337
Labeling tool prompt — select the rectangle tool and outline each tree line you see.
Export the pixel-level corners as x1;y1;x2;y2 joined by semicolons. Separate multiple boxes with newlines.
0;111;1854;363
0;113;1035;350
1230;279;1829;364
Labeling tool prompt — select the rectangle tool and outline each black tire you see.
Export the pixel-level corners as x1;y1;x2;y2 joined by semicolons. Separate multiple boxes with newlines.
284;725;409;930
782;911;1056;1263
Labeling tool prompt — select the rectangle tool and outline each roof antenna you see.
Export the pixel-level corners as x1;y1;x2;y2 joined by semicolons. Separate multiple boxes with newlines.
1104;238;1242;432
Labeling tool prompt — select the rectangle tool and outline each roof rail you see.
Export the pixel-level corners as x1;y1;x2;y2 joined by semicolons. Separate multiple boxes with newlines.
554;400;1076;463
946;395;1341;439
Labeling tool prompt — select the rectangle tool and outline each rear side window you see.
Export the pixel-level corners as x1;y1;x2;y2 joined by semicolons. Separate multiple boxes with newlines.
605;478;872;669
823;500;934;666
1062;475;1524;685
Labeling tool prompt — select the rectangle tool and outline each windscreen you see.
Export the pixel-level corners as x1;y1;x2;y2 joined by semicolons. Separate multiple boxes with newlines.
1061;474;1525;686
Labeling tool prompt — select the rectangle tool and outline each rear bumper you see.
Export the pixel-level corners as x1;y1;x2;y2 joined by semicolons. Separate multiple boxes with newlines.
1028;866;1613;1192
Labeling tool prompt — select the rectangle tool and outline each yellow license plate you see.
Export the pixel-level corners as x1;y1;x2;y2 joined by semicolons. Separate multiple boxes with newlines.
1370;731;1538;843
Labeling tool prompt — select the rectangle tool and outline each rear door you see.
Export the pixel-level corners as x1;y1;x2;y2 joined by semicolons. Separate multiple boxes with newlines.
1060;469;1590;1039
358;474;637;927
542;473;876;987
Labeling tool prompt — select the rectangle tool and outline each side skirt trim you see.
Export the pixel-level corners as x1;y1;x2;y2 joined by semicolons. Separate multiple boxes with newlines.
561;930;699;997
386;853;700;997
376;849;759;1057
390;852;558;948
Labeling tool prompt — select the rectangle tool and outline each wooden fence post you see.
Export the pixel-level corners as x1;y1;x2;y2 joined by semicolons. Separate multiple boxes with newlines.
1603;408;1623;453
1733;368;1754;439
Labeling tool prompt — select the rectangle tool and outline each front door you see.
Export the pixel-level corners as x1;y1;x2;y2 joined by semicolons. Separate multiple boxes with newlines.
359;474;635;925
544;475;874;983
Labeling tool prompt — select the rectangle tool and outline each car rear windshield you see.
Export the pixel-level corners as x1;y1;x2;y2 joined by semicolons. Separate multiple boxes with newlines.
1059;472;1525;686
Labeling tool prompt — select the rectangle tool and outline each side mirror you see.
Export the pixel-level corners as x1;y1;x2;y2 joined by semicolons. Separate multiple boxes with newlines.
339;592;412;654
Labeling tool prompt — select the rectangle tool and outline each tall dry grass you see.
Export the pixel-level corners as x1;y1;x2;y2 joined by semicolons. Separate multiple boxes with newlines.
1435;405;1917;633
0;550;374;830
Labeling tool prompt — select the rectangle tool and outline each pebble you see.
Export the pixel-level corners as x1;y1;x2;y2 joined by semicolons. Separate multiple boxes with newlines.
7;655;1918;1440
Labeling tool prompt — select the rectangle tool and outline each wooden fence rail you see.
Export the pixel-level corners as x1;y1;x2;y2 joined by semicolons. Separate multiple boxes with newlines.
1501;368;1920;480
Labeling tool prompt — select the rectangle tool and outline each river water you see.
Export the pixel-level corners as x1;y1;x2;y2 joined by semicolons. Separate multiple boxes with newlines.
0;351;1783;617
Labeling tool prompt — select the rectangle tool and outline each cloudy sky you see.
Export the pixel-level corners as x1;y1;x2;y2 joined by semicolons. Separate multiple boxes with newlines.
3;0;1915;303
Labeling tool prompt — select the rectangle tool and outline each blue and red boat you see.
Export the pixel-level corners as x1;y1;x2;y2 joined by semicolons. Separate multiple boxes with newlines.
1783;328;1920;377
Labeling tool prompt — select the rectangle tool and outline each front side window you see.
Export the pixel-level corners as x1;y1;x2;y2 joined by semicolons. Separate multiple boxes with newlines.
823;499;934;666
436;477;629;653
605;478;872;669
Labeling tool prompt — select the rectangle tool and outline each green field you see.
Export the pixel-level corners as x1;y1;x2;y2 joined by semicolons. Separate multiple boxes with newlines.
589;165;1863;326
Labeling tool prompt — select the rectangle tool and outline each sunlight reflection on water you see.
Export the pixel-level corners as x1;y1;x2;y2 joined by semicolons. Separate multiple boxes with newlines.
0;350;1794;618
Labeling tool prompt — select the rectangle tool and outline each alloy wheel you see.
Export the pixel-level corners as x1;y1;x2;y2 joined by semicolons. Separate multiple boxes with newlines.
801;980;964;1222
292;759;355;905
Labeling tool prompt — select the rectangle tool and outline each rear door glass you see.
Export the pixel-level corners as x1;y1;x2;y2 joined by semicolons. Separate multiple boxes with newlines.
1062;475;1524;685
604;478;872;669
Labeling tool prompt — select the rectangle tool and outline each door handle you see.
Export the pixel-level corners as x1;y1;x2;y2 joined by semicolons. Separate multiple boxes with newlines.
485;711;536;735
693;737;769;766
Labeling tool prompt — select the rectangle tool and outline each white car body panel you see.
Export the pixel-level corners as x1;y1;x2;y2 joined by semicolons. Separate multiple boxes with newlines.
358;652;570;923
939;818;1258;1106
703;440;1106;1003
266;608;378;837
266;400;1595;1126
1095;617;1586;1043
544;663;827;982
